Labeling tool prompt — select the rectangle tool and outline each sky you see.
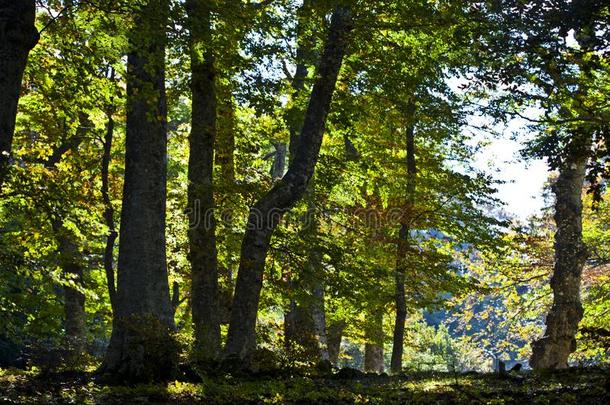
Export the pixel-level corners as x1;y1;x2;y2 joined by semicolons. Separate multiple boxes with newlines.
470;117;550;221
445;75;551;222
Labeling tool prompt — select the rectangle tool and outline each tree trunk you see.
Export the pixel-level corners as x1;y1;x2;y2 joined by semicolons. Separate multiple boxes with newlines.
186;0;221;361
102;106;117;313
531;154;588;370
0;0;38;189
216;82;236;184
283;0;332;362
224;6;352;360
286;0;317;162
43;113;90;357
327;320;345;366
391;122;416;374
101;0;176;383
364;309;384;373
53;222;86;356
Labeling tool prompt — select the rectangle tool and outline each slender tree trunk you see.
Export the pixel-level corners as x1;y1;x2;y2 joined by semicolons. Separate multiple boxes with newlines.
225;7;352;360
364;308;384;373
531;153;588;370
283;0;316;347
102;107;117;312
101;0;176;383
391;122;416;374
53;221;86;355
283;0;332;362
327;320;345;366
0;0;38;189
286;0;316;161
311;281;329;361
43;113;90;356
186;0;221;361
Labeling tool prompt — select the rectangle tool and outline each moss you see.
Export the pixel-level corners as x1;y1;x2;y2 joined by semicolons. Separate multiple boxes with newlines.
0;366;608;404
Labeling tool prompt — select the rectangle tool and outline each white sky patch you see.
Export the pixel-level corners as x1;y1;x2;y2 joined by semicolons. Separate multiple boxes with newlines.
446;76;550;221
472;133;549;220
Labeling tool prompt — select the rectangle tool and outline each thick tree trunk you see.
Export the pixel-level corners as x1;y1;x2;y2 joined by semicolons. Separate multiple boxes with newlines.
531;154;588;370
186;0;221;361
224;7;352;360
391;123;416;374
101;0;176;383
327;320;345;366
364;309;384;373
0;0;38;189
102;107;117;312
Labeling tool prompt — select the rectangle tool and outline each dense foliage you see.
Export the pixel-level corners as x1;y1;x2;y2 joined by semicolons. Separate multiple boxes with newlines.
0;0;608;397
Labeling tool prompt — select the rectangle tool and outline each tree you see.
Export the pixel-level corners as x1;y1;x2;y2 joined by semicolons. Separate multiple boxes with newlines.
0;0;39;189
101;0;176;383
186;0;221;361
224;5;353;360
472;0;609;369
391;115;416;373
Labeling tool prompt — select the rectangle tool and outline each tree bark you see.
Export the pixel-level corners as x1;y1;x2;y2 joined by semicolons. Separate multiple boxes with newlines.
530;153;588;370
391;122;416;374
224;6;352;360
364;309;384;373
327;320;345;366
53;221;86;355
101;0;176;383
286;0;317;162
186;0;221;361
0;0;39;189
216;82;236;184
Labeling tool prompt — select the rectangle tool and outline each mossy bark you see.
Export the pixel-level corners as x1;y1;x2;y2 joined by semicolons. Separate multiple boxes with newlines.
531;155;588;370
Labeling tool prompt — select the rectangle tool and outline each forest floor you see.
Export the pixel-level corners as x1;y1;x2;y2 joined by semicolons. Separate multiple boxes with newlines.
0;366;608;404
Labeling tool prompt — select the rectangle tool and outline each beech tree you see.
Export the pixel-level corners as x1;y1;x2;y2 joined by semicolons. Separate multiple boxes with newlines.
186;0;221;361
0;0;38;189
474;0;609;369
225;5;353;360
101;0;176;383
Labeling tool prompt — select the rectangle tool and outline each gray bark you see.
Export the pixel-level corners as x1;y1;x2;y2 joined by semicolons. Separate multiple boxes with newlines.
101;0;176;383
391;122;416;374
225;6;352;360
364;309;384;373
0;0;38;189
186;0;221;361
531;154;588;370
327;320;345;366
270;142;287;180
